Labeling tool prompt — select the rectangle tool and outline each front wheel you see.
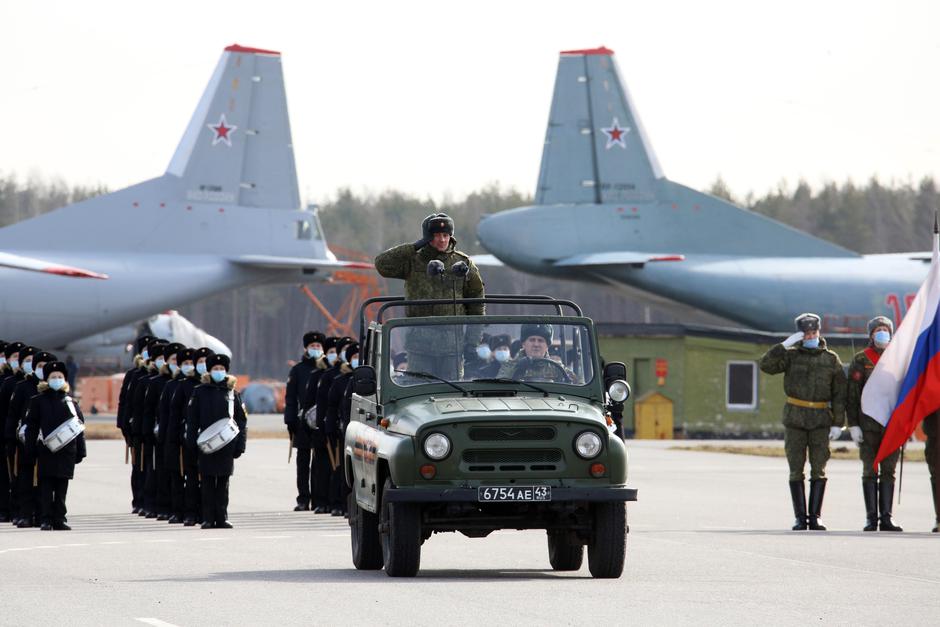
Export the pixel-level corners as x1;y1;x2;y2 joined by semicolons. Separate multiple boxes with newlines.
547;532;584;571
350;492;383;570
380;478;422;577
587;502;627;579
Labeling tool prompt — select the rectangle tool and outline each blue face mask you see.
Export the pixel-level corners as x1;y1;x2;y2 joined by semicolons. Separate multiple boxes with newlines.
803;337;820;349
326;352;338;365
35;366;44;380
49;378;65;391
307;347;323;359
350;358;359;369
476;345;492;360
9;360;18;371
210;370;226;383
155;358;166;369
181;364;195;376
141;350;149;361
494;349;511;363
22;360;33;375
196;362;208;375
873;330;891;347
169;363;179;375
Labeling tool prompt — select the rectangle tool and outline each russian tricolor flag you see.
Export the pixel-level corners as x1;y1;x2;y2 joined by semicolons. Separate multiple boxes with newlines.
862;223;940;467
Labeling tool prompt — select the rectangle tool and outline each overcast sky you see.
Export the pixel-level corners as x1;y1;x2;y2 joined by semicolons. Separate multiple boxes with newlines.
3;0;939;205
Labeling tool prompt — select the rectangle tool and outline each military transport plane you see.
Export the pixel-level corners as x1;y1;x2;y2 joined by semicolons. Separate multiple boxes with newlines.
476;46;929;333
0;44;368;350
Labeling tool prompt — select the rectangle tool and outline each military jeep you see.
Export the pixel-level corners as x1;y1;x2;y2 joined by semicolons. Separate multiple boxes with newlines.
345;295;636;577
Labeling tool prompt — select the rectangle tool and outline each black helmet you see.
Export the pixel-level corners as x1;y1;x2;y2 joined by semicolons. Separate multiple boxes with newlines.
867;316;894;337
421;213;455;240
794;313;821;333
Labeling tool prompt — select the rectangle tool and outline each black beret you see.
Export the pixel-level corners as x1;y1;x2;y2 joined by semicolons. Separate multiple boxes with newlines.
136;335;156;353
520;324;553;344
206;353;231;371
178;348;195;363
193;347;215;362
4;342;26;359
303;331;326;347
344;342;360;363
489;334;512;351
164;342;186;359
43;360;68;381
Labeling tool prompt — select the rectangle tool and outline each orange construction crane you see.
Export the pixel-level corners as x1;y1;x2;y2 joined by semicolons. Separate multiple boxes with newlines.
299;245;386;338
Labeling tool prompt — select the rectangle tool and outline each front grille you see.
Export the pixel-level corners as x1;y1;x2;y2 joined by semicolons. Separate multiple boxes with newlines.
462;449;563;464
468;426;556;442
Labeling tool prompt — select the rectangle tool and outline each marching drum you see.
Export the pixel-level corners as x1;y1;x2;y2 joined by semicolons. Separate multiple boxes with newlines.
197;417;240;454
17;422;28;445
304;405;318;430
43;416;85;453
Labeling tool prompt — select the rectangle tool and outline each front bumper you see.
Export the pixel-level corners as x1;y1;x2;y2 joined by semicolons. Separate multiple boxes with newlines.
383;486;638;503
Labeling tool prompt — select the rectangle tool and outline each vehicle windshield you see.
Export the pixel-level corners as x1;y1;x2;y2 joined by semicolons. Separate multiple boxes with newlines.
388;322;595;387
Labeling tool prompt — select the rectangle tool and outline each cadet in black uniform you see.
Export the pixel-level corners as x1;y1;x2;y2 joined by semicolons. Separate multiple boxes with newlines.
326;341;358;516
180;347;214;525
1;344;33;522
9;350;57;527
186;354;247;529
0;340;9;523
301;336;340;513
116;335;156;514
132;340;168;517
285;331;326;511
313;337;353;514
24;361;87;531
156;343;186;522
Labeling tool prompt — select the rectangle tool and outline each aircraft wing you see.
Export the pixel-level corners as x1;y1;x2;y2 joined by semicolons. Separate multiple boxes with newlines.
0;251;109;279
471;254;504;266
229;255;373;271
553;252;685;267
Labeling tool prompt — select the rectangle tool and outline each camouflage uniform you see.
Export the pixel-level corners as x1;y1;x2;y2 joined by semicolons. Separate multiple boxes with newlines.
497;355;573;383
374;236;485;379
846;347;903;531
759;337;845;530
922;412;940;531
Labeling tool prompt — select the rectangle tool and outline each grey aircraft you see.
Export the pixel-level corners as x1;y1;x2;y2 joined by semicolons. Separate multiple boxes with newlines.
0;44;368;350
476;46;929;334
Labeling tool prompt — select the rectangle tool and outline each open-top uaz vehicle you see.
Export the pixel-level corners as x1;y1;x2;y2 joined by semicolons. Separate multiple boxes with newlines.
345;295;636;577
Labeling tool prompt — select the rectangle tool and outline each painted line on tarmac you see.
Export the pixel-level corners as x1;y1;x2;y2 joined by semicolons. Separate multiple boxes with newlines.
251;535;293;539
135;618;181;627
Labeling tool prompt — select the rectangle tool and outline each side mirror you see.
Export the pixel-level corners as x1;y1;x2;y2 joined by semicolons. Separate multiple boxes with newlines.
353;365;377;396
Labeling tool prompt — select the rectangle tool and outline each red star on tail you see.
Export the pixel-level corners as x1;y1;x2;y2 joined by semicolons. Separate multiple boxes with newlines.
208;114;238;146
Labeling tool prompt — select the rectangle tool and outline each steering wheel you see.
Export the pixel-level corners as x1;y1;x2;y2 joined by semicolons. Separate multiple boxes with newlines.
511;357;571;383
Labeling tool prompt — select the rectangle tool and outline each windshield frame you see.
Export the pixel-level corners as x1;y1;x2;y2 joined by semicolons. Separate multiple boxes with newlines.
380;314;604;404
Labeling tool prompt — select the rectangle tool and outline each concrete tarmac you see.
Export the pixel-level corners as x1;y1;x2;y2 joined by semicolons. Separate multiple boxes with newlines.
2;439;939;626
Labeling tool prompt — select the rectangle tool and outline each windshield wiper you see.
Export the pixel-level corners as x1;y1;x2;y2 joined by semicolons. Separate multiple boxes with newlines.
399;371;469;396
471;377;550;397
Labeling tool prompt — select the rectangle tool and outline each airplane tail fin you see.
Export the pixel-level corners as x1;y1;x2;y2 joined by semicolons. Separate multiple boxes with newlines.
536;47;663;205
165;44;299;209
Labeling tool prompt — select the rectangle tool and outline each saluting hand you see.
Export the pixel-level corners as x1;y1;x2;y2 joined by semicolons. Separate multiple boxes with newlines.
782;332;804;348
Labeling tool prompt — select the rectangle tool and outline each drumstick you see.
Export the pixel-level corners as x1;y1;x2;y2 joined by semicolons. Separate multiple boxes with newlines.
326;442;337;471
13;449;18;478
125;443;129;465
33;462;38;487
288;434;293;464
179;447;184;476
335;441;342;467
140;446;145;472
4;456;10;479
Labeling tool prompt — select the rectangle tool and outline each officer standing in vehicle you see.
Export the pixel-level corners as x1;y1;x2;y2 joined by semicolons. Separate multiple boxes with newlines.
846;316;902;532
24;361;87;531
374;213;485;378
285;331;325;511
187;353;247;529
759;313;846;531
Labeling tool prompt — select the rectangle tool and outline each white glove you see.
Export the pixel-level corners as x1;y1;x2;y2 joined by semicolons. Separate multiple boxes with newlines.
829;426;844;441
849;426;863;445
782;332;804;348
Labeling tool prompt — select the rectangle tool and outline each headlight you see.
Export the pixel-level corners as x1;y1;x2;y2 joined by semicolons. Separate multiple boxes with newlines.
575;431;603;459
608;379;630;402
423;433;451;460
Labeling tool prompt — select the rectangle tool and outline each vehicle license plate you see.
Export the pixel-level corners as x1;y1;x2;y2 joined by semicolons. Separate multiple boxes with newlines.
477;486;552;502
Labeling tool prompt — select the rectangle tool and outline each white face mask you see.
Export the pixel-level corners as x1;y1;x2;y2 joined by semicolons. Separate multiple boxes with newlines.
307;347;323;359
49;378;65;391
494;349;511;362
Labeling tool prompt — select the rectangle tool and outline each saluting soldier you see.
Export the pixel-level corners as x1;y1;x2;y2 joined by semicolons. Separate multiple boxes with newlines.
759;313;846;531
846;316;902;532
9;350;57;528
498;325;573;382
156;343;187;523
325;341;358;516
375;213;485;379
284;331;326;511
116;335;156;514
24;361;87;531
186;354;247;529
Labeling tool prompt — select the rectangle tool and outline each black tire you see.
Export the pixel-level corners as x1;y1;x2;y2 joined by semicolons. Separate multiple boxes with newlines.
380;478;422;577
588;502;627;579
350;492;383;570
547;532;584;571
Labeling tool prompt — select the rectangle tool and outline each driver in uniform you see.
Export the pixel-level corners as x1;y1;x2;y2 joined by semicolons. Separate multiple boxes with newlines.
497;324;573;382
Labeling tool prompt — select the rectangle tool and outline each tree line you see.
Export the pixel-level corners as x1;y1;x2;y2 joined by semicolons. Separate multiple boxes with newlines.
2;171;938;377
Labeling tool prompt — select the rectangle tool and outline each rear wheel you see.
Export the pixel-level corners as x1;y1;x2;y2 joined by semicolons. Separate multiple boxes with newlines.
380;478;422;577
350;492;383;570
547;532;584;571
588;502;627;579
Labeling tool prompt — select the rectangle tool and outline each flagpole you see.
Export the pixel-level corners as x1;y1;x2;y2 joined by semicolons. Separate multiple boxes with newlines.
898;443;904;504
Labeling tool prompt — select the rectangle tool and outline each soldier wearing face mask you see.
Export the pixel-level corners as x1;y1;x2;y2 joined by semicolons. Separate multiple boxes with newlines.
1;344;35;522
475;335;512;379
300;336;341;513
154;343;185;522
846;316;903;532
0;340;10;522
312;337;353;514
760;313;846;531
116;335;156;514
131;340;168;518
179;347;213;525
285;331;326;511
